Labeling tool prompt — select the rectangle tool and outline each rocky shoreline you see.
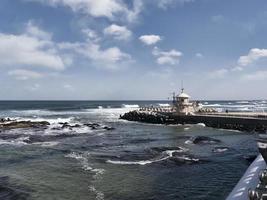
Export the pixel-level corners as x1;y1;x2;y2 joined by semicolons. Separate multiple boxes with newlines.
0;118;50;130
0;118;115;131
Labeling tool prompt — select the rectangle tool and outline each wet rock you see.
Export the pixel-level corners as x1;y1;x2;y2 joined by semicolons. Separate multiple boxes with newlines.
0;120;50;130
103;126;115;131
190;136;221;144
170;155;200;164
84;123;101;130
150;146;185;153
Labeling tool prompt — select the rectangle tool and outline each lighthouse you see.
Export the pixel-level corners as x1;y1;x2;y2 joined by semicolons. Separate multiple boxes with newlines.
174;88;196;115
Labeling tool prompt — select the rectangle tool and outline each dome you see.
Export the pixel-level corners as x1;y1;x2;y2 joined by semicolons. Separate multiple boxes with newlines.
178;92;190;98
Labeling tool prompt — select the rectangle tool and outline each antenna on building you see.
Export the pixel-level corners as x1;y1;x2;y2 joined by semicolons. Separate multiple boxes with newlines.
181;80;184;93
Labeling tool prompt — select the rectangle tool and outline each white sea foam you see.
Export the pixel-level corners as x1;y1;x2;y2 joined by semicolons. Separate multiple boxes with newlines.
106;149;187;165
66;151;105;200
236;101;250;104
0;136;29;146
196;123;206;127
185;140;192;144
89;185;105;200
65;152;105;175
121;104;139;108
157;103;170;107
175;155;199;162
213;147;229;153
33;141;59;147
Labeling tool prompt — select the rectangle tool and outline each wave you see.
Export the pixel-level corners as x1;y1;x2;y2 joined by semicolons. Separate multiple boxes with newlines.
121;104;139;108
212;147;229;153
0;136;29;146
32;141;59;147
157;103;170;107
106;149;188;166
196;123;206;127
236;101;250;104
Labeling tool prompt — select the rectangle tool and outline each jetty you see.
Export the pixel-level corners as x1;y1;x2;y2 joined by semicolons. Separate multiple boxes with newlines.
120;89;267;133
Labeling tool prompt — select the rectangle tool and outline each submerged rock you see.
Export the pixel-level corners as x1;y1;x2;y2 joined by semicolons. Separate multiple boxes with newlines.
188;136;221;144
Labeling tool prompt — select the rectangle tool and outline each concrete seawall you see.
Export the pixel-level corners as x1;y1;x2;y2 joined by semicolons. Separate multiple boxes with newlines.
120;111;267;133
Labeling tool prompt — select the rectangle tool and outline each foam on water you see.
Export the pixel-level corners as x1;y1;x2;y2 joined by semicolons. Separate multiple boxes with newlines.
196;123;206;127
65;152;105;200
0;136;29;146
106;149;188;165
33;141;59;147
157;103;170;107
121;104;139;108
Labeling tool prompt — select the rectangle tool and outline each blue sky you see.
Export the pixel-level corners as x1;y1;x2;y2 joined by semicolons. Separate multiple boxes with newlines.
1;0;267;100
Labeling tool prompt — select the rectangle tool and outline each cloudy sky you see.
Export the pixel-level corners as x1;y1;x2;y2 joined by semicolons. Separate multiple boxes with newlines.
1;0;267;100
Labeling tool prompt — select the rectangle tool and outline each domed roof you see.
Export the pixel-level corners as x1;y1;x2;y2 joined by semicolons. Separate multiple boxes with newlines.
178;92;190;98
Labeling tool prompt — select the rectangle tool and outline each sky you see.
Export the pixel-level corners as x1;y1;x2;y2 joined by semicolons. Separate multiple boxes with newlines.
1;0;267;100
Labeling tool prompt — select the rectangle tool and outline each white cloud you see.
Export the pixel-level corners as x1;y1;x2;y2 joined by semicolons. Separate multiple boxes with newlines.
208;68;228;79
8;69;43;80
195;53;203;58
242;70;267;81
139;35;161;45
29;0;143;23
238;48;267;67
59;41;132;69
26;21;52;40
104;24;132;40
152;47;182;65
157;0;195;9
231;66;243;72
82;28;100;42
0;23;65;70
86;43;131;65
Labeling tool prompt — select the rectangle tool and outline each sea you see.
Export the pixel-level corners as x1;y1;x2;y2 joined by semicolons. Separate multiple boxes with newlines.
0;100;266;200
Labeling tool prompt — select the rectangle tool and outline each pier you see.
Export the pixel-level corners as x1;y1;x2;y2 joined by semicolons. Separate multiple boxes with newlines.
120;89;267;133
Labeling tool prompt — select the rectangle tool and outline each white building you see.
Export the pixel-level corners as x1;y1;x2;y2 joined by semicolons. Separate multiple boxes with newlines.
173;89;198;115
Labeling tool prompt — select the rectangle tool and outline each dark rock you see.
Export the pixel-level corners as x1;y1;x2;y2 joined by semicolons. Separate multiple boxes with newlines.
0;120;50;130
190;136;221;144
103;126;115;130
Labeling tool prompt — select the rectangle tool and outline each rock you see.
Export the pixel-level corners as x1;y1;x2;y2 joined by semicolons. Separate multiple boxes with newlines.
190;136;221;144
103;126;115;131
0;120;50;130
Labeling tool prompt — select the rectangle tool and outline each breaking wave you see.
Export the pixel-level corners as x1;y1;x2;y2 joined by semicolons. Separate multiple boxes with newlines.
121;104;139;108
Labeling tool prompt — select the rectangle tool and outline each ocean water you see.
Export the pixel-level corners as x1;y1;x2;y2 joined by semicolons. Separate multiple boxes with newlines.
0;100;266;200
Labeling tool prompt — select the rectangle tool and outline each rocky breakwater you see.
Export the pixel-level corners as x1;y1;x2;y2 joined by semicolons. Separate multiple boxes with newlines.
120;110;174;124
120;110;267;133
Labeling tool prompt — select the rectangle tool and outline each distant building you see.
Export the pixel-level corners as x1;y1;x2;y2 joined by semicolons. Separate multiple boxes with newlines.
173;89;200;115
